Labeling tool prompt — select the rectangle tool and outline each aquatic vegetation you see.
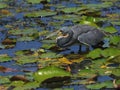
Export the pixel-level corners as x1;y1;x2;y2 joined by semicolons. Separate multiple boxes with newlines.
0;0;120;89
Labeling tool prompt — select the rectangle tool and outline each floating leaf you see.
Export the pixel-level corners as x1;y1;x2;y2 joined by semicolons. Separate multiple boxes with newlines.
103;26;118;33
79;20;99;28
27;0;43;4
0;76;10;84
101;48;120;57
86;81;114;89
78;69;96;78
0;3;7;9
87;49;102;59
9;28;38;35
25;10;57;17
107;55;120;63
40;52;62;59
110;36;120;45
14;55;38;64
33;66;71;84
61;7;83;13
53;15;81;22
0;54;12;62
112;68;120;76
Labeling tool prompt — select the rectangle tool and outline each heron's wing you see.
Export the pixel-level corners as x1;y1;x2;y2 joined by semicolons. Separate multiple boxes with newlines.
78;29;105;46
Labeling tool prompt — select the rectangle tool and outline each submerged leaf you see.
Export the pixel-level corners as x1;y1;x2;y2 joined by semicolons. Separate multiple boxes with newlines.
33;66;71;84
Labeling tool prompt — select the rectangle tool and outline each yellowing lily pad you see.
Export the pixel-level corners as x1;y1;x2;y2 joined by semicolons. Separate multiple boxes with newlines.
0;54;12;62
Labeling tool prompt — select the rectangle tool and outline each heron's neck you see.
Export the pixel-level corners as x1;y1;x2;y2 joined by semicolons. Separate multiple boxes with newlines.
57;30;73;47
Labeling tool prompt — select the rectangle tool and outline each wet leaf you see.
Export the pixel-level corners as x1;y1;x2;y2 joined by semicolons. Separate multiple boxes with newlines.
25;10;57;17
0;54;12;62
33;66;71;84
103;26;118;33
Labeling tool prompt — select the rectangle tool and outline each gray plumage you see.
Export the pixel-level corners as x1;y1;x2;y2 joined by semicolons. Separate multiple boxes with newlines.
56;25;106;49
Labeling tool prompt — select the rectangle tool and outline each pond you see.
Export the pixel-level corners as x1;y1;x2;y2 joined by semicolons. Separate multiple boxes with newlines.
0;0;120;90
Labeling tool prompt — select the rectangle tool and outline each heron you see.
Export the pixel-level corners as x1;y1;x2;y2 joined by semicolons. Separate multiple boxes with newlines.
56;24;106;52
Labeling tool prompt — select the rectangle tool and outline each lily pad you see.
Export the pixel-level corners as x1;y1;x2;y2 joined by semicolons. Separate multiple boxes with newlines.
0;76;10;84
27;0;42;4
53;15;81;22
33;66;71;84
110;36;120;45
40;52;62;59
87;48;102;59
103;26;118;33
13;55;38;64
86;81;114;89
0;3;7;9
25;10;57;17
8;28;38;36
0;54;12;62
60;7;83;13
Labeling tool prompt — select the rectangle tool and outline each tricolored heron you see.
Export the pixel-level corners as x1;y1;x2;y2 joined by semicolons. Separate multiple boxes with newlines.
56;25;106;51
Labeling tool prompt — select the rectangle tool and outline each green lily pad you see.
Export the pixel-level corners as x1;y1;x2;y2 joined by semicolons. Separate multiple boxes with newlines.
107;55;120;63
33;66;71;83
61;7;83;13
27;0;42;4
0;3;7;9
9;28;38;35
101;48;120;57
83;2;113;9
0;54;12;62
25;10;57;17
79;20;99;28
103;26;118;33
40;52;62;59
86;81;114;89
0;76;10;84
14;55;38;64
87;48;102;59
112;68;120;76
53;15;81;22
78;69;96;78
110;36;120;45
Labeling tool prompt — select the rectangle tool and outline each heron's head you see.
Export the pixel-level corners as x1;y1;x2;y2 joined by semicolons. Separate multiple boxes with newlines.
59;27;70;35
